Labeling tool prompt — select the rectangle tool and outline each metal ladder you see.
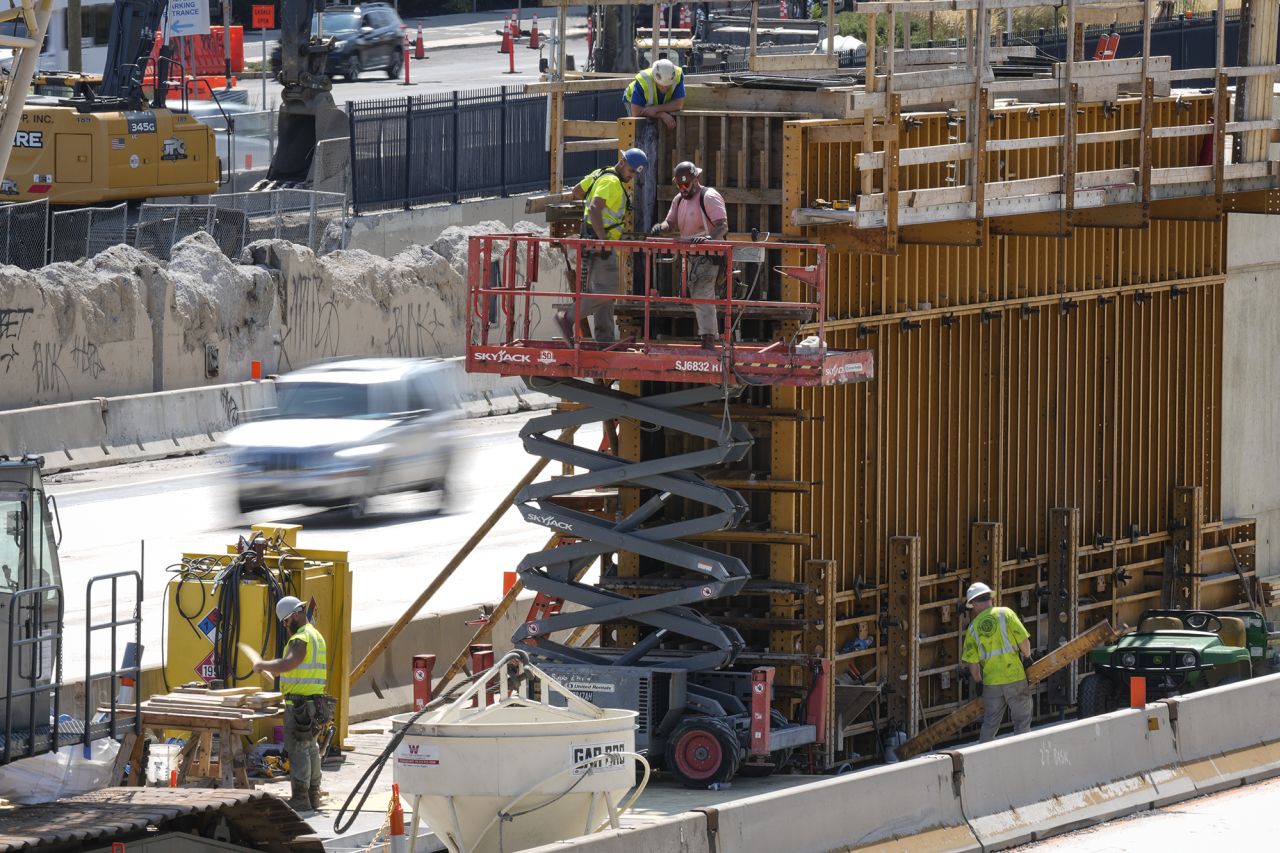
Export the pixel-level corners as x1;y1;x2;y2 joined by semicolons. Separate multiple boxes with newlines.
511;376;753;671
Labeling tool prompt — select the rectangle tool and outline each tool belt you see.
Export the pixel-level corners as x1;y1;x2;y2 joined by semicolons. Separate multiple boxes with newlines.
285;694;335;736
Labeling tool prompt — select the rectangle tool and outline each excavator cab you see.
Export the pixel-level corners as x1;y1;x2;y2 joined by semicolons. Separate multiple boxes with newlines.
0;457;62;752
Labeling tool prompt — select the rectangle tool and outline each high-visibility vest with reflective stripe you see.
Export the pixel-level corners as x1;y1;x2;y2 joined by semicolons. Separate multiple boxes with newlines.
623;66;684;106
965;607;1026;686
281;622;328;696
578;167;629;239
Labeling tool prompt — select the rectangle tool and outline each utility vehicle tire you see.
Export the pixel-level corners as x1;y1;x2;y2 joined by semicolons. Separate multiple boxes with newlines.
1077;673;1116;718
665;716;740;788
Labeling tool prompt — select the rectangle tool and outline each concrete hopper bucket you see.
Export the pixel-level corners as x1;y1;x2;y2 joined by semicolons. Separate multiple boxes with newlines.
391;651;649;853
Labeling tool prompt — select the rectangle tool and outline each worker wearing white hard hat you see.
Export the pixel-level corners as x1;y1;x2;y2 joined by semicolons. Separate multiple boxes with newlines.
623;57;686;129
960;581;1035;742
254;594;330;812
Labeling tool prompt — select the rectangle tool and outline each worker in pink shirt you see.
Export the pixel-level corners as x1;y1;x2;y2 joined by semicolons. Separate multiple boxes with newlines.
649;161;729;349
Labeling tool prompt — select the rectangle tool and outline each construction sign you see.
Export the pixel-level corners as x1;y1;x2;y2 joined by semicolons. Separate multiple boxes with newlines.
252;5;274;29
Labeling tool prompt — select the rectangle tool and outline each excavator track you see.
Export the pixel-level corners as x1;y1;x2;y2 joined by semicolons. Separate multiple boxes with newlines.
511;376;753;671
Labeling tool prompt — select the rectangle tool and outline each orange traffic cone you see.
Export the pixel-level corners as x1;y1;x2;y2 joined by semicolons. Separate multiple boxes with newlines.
529;14;539;49
499;17;512;54
389;783;408;852
415;24;425;60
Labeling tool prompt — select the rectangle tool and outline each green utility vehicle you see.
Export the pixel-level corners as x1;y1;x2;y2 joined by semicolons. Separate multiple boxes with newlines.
1078;608;1280;717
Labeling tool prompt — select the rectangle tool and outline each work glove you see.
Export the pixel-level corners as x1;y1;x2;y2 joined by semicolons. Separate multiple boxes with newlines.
690;235;709;245
1021;654;1034;671
649;222;669;236
975;682;984;698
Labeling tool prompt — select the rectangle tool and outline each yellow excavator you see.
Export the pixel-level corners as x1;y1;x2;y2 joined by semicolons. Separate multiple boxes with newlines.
0;0;219;205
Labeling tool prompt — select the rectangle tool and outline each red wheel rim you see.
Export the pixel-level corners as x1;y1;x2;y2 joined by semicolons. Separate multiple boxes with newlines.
673;728;722;780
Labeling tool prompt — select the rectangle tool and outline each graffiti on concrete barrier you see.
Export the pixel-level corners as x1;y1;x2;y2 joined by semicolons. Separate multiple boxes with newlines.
384;303;445;359
220;387;240;426
71;336;106;379
0;308;32;373
278;272;340;371
31;341;68;396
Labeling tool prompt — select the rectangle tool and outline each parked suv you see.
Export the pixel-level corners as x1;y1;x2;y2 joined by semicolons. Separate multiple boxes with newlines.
222;358;462;517
271;3;406;82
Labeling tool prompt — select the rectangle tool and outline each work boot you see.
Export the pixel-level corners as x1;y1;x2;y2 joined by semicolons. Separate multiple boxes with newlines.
309;785;326;811
288;781;312;812
700;334;718;350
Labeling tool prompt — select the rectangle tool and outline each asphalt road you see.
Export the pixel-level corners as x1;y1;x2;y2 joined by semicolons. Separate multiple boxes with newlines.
48;410;597;673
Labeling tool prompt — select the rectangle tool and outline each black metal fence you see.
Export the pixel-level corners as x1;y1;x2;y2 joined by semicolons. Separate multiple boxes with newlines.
348;86;625;215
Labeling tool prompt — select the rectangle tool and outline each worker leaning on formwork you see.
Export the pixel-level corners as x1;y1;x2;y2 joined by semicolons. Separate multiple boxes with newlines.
554;147;650;345
650;160;729;349
624;58;685;129
960;582;1035;743
254;596;331;812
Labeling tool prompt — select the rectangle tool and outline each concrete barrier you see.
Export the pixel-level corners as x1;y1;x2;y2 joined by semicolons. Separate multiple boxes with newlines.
708;754;978;852
521;813;712;853
952;704;1182;848
1164;673;1280;795
0;398;107;469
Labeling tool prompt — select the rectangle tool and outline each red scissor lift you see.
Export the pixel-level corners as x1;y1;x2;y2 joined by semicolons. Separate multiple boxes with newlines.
465;233;875;785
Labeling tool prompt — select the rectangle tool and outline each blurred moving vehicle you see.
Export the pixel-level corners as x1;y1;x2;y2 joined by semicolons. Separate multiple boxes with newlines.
270;3;407;82
222;359;463;517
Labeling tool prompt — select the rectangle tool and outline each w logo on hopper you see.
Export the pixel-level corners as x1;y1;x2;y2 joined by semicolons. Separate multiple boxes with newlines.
408;744;420;754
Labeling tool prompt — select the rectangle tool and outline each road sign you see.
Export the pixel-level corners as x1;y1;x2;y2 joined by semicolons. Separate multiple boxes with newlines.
252;4;274;29
169;0;212;37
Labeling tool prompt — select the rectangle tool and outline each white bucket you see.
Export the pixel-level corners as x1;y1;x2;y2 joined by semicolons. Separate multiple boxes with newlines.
392;653;647;853
145;742;182;786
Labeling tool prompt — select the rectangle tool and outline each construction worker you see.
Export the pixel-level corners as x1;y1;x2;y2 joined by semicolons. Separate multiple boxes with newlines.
253;596;329;812
960;581;1034;743
554;147;650;345
624;58;685;129
650;160;728;349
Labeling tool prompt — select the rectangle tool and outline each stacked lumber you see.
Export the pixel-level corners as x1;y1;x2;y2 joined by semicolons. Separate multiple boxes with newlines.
139;686;283;718
1260;578;1280;608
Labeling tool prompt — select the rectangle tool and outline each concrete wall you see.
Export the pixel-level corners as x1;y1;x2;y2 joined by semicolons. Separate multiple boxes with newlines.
0;221;565;412
1224;213;1280;577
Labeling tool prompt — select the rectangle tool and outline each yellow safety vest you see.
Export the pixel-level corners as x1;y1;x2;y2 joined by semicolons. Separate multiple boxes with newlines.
961;607;1029;686
624;66;684;106
281;622;328;696
577;167;629;240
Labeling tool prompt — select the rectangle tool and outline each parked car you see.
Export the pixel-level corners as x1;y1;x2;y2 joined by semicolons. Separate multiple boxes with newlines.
222;358;463;517
1077;608;1280;717
270;2;406;82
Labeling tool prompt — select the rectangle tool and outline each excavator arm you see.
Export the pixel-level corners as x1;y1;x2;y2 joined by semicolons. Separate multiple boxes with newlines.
263;0;344;186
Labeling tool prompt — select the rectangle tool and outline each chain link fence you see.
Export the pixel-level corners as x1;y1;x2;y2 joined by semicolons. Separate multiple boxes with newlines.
50;204;129;264
131;190;347;262
0;200;50;270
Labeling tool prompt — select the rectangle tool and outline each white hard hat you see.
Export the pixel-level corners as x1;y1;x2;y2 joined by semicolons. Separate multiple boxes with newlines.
964;582;993;607
651;58;678;87
275;596;305;622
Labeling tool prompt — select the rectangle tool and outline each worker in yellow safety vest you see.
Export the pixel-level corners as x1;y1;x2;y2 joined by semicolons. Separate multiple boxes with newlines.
555;147;650;346
960;582;1034;742
623;58;685;129
254;595;329;812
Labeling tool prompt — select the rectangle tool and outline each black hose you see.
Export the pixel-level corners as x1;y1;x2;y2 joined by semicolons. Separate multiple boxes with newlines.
332;668;490;836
